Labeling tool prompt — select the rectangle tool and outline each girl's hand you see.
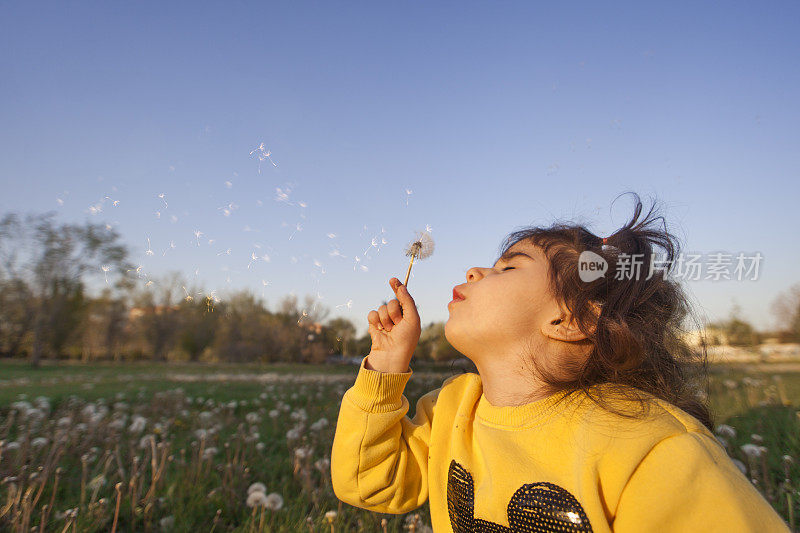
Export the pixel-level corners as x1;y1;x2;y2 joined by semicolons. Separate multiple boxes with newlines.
366;277;421;372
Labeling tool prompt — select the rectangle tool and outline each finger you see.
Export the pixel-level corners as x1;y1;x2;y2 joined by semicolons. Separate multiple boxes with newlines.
387;299;403;324
390;278;419;322
378;305;393;331
367;310;383;330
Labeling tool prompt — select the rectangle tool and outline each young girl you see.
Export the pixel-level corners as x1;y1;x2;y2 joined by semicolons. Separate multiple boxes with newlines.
331;193;790;532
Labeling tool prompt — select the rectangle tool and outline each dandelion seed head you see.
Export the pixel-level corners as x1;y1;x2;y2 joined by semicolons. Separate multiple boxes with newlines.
247;482;267;495
264;492;283;511
246;490;268;508
404;229;435;260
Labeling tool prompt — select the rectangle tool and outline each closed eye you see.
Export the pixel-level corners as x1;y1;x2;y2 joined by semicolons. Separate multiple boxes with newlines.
502;267;514;271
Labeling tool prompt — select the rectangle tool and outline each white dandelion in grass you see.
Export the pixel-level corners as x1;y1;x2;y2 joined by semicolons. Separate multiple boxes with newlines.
263;492;283;510
402;229;435;287
247;482;267;495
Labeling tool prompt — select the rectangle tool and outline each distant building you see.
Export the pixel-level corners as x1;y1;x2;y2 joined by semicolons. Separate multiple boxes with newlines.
682;326;729;347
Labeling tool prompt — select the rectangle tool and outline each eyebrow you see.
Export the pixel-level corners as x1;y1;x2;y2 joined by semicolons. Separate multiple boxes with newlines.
494;251;534;266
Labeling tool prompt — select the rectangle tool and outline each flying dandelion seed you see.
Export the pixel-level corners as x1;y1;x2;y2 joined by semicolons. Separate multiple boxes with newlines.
155;210;161;219
162;240;176;257
296;309;309;326
199;290;219;313
194;267;200;277
217;202;238;217
101;265;111;284
194;230;204;246
402;229;435;287
247;251;260;270
327;233;336;239
217;248;232;256
170;215;178;223
56;198;64;206
275;187;292;205
112;200;120;207
288;222;302;241
157;193;168;209
105;224;113;231
225;181;233;189
182;286;194;302
249;142;278;173
336;299;353;310
329;248;346;259
405;188;413;206
145;237;154;256
363;237;380;257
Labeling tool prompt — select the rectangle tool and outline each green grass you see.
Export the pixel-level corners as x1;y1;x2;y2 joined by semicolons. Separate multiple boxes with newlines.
0;359;797;531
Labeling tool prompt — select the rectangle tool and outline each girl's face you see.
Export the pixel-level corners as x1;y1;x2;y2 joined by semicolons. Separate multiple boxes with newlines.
445;240;564;369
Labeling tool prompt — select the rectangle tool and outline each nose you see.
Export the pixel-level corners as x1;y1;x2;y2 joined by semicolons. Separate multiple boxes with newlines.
466;266;488;282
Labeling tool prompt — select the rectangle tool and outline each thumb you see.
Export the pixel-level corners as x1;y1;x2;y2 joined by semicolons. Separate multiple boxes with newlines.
391;278;419;318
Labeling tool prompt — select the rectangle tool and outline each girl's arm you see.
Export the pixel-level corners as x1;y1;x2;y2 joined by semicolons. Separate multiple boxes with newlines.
612;431;790;532
331;355;439;514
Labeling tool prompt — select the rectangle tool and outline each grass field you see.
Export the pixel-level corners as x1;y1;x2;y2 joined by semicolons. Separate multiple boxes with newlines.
0;359;798;532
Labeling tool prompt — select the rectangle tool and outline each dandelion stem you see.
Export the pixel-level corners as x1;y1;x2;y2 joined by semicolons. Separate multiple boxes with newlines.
403;254;415;286
111;483;122;533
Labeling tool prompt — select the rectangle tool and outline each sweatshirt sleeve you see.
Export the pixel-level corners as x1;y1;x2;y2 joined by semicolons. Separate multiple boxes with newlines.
612;431;790;532
331;355;439;514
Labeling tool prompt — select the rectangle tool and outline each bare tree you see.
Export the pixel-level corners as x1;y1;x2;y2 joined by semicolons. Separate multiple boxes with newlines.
0;278;36;357
0;212;134;366
132;271;184;362
772;282;800;341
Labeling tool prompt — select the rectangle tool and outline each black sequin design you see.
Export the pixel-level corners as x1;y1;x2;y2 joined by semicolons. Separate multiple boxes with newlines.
447;459;593;532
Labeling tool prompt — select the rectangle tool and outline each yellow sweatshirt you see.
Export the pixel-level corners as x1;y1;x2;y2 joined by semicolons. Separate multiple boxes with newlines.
331;355;790;532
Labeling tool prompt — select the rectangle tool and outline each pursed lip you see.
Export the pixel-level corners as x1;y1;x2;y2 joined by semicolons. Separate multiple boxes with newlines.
451;286;466;301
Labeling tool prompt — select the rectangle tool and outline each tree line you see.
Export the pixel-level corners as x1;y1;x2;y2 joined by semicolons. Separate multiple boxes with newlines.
0;211;462;366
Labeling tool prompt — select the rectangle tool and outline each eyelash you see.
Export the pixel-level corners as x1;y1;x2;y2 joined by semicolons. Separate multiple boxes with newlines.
502;267;515;271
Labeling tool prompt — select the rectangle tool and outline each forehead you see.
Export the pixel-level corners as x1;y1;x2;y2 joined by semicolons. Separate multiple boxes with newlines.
496;240;544;262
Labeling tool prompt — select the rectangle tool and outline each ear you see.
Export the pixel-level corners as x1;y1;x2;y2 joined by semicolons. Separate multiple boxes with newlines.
540;301;602;343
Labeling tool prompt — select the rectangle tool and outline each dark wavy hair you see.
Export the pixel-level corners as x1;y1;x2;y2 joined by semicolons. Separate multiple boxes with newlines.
483;192;713;430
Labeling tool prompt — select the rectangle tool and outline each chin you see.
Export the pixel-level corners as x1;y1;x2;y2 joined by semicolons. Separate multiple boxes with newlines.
444;320;467;356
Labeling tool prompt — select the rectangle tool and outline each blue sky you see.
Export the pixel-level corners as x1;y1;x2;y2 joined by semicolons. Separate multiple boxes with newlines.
1;1;798;338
